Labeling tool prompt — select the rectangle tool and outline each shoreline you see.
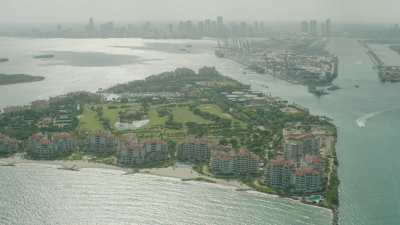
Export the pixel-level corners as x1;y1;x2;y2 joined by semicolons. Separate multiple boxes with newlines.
0;156;334;221
0;157;248;189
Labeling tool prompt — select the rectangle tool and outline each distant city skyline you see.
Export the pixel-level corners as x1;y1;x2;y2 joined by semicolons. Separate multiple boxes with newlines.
0;0;400;24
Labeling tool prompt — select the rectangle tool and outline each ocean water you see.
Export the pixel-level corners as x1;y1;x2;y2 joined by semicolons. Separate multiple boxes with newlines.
0;37;400;225
0;164;331;225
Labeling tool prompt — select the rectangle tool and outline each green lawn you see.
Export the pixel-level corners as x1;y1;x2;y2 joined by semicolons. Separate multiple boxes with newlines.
198;104;247;128
79;104;140;132
102;104;139;126
78;106;102;131
172;106;210;124
145;107;167;128
199;104;233;119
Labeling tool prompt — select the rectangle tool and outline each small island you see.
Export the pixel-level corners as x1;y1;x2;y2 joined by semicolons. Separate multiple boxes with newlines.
0;58;9;63
0;74;45;86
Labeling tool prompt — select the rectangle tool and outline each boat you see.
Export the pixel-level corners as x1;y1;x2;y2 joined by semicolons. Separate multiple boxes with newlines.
0;58;9;63
308;86;328;97
354;84;360;88
247;64;266;74
327;85;341;91
33;54;54;59
214;50;225;58
236;188;252;192
58;164;80;171
123;168;140;175
0;162;16;166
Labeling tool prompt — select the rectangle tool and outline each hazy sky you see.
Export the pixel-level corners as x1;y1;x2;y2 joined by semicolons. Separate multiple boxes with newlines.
0;0;398;23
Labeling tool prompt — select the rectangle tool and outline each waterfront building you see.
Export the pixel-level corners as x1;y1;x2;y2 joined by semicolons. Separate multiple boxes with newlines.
88;130;119;154
283;126;320;163
119;138;168;166
210;150;234;175
0;133;18;154
52;132;75;154
210;145;260;176
292;167;323;193
30;133;54;159
119;141;145;166
264;158;294;189
178;138;210;162
302;154;323;172
233;147;259;175
143;139;169;161
29;132;75;159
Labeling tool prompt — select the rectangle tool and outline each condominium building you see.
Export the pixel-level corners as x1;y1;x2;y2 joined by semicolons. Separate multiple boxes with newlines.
210;145;259;176
178;138;210;162
143;139;169;161
52;132;75;154
234;147;259;175
30;133;54;159
292;167;323;193
210;150;234;175
264;156;324;193
119;142;145;166
302;154;324;172
0;133;18;154
30;132;75;159
264;158;295;189
88;130;118;154
119;138;169;166
283;127;320;163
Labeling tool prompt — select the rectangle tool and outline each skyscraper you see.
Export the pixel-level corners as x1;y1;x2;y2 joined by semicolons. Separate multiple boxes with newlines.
309;20;318;36
217;16;224;26
217;16;225;37
301;21;309;34
325;19;332;37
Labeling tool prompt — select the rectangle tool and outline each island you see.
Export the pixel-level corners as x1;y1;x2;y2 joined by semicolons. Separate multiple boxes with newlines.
0;58;9;63
360;40;400;82
0;67;339;224
0;74;45;86
215;37;339;96
33;54;55;59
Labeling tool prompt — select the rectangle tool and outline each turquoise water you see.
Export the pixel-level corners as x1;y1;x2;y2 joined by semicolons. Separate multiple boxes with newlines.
0;37;400;224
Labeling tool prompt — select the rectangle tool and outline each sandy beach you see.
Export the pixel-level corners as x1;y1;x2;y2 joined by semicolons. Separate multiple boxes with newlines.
0;156;249;189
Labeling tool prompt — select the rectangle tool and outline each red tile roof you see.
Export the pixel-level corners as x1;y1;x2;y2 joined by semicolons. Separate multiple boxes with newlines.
295;167;320;176
53;132;72;140
216;151;234;161
237;147;250;157
304;155;322;164
270;158;294;167
143;139;166;145
285;133;315;141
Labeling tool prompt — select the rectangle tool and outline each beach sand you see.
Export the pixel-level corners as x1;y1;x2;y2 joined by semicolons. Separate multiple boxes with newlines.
0;157;249;189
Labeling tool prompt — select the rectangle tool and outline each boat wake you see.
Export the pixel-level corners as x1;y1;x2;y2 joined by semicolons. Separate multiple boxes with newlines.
356;108;398;128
